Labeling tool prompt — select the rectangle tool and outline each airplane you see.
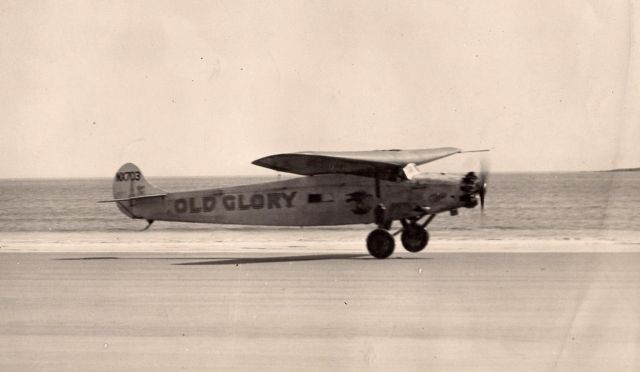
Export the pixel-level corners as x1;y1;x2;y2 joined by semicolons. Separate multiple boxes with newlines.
99;147;489;259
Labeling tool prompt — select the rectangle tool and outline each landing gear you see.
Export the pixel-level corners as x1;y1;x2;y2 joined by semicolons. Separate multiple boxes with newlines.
401;224;429;253
367;204;394;259
366;176;434;257
365;212;436;258
366;228;395;259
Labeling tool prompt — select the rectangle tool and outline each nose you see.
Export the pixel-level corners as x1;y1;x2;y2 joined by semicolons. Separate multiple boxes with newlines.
459;172;479;208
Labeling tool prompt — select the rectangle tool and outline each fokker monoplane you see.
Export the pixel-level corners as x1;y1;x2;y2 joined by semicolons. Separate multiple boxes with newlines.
100;147;488;258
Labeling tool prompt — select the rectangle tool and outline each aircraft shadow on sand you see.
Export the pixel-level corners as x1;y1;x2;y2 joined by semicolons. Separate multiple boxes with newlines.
55;253;430;265
175;253;369;266
56;253;369;265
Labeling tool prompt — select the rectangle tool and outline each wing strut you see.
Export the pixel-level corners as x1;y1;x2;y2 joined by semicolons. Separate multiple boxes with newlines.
372;170;392;229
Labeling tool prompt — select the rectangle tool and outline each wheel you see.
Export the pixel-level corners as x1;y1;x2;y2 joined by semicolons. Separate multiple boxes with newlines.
401;225;429;253
366;228;395;259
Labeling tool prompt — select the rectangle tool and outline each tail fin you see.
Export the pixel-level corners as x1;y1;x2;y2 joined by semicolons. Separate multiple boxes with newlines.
99;163;166;219
111;163;165;200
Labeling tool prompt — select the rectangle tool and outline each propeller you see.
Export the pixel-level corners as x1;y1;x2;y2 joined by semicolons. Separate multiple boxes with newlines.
460;152;490;212
477;157;490;213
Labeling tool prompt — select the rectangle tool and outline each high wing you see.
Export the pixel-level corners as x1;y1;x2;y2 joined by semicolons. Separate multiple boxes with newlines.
252;147;467;181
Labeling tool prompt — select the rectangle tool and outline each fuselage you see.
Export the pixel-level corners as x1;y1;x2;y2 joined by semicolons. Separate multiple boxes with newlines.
120;173;470;226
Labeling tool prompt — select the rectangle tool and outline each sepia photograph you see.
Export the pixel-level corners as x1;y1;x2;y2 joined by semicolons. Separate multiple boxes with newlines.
1;1;639;371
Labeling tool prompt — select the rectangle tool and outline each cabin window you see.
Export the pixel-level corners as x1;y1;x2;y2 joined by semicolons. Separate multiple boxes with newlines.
308;194;323;203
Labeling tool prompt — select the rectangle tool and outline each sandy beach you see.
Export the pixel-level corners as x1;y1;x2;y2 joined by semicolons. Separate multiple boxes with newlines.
1;232;639;371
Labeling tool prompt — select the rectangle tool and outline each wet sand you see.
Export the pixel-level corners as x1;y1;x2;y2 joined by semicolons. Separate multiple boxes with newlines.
1;235;639;371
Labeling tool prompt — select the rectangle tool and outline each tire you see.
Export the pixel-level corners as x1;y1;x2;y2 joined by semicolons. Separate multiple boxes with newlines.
366;229;395;259
401;225;429;253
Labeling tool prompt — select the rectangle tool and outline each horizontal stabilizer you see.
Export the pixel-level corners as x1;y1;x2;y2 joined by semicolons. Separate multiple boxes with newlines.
97;193;167;203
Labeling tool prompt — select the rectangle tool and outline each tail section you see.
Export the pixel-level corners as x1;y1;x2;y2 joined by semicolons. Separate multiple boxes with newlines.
99;163;167;220
112;163;165;200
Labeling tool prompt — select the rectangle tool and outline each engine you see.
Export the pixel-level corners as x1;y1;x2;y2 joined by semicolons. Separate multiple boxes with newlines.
459;172;480;208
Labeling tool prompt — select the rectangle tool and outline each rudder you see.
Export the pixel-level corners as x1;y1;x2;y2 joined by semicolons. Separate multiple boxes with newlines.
106;163;167;219
112;163;165;200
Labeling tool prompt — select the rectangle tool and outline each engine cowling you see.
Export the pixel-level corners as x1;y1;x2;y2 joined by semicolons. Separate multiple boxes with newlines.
459;172;479;208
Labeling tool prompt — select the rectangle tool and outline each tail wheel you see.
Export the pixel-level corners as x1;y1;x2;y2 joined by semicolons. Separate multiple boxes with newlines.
401;225;429;253
366;229;395;259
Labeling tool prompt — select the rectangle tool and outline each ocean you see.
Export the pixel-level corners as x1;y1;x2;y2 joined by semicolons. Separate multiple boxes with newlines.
1;172;638;242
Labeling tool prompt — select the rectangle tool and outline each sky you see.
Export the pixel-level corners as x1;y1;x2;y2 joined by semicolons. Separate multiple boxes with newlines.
0;0;638;178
